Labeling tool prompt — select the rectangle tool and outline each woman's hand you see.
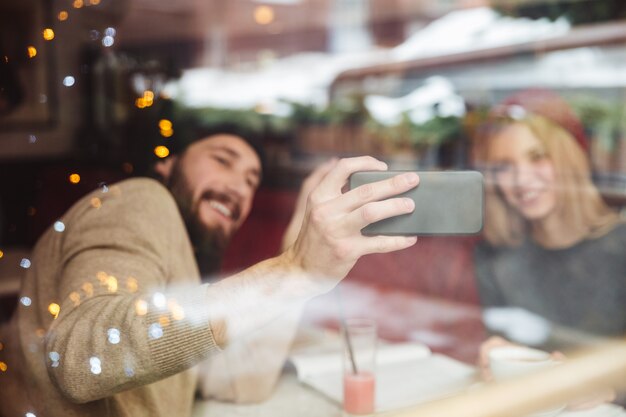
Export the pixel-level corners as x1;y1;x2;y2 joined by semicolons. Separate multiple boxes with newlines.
477;336;518;381
479;338;615;410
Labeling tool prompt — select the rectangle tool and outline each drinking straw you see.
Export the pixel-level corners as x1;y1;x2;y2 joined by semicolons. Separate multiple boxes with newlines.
336;290;358;374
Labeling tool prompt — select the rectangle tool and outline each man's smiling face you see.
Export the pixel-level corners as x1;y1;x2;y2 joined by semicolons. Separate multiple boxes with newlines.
166;134;262;253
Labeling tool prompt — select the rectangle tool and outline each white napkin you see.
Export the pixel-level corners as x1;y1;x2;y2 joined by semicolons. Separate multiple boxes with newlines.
290;342;476;412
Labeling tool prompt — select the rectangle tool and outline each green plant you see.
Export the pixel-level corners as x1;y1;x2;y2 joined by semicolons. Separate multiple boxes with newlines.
493;0;626;25
409;115;463;148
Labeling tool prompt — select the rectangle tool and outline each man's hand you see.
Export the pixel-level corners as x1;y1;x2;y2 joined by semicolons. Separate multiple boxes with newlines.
281;158;338;253
284;156;418;285
206;156;418;348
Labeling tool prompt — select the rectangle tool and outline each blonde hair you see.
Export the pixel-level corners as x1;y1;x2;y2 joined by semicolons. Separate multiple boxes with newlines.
473;114;620;247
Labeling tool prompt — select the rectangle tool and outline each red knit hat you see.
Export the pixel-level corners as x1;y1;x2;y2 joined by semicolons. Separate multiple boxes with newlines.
492;89;589;153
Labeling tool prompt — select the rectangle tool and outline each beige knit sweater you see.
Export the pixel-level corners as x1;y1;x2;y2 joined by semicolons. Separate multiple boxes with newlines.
0;178;220;417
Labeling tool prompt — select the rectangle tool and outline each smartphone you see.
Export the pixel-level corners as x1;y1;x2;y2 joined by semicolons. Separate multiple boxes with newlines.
349;170;484;236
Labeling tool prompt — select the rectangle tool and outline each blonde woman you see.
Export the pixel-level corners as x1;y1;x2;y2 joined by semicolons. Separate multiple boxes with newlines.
474;107;625;337
472;101;626;406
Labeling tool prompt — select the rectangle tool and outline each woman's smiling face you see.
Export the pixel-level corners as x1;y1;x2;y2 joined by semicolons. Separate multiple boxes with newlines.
488;122;558;222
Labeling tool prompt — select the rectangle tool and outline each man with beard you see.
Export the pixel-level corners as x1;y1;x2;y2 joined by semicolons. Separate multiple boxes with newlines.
0;129;420;417
153;129;330;402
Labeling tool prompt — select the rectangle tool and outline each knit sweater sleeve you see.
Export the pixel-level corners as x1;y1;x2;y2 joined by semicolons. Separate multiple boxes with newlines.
45;178;219;403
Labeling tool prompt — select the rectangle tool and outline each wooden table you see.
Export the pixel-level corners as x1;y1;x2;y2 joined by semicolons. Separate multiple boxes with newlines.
193;280;487;417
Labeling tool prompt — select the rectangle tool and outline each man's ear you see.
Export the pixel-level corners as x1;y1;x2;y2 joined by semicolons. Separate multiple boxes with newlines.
153;156;177;182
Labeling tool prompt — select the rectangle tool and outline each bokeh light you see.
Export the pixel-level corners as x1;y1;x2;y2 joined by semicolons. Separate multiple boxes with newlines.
127;277;138;293
48;303;61;318
148;323;163;339
73;0;84;8
20;258;31;269
0;250;4;259
102;36;114;47
171;304;185;321
27;46;37;58
49;351;61;367
158;315;170;327
159;119;174;137
58;11;69;21
254;6;275;25
106;276;118;293
82;282;94;297
69;291;81;306
63;76;76;87
158;119;172;131
135;90;156;108
97;271;108;283
154;146;170;159
135;299;148;316
53;221;65;232
152;292;166;309
0;362;7;372
69;173;81;184
90;197;102;208
42;28;55;41
107;328;121;344
90;356;102;374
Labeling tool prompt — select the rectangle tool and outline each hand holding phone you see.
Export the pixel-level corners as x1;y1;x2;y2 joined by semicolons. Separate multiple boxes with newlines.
349;170;484;236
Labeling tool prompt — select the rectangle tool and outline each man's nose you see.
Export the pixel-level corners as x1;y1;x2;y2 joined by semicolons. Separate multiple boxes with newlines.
225;174;250;199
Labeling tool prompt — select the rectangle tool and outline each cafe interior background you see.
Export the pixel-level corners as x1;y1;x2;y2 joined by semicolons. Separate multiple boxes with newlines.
1;0;626;375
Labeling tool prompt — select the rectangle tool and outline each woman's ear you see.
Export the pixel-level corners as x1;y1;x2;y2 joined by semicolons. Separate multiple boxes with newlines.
153;156;177;182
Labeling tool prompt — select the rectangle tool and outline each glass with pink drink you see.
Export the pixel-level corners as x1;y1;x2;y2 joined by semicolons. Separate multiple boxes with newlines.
342;318;377;415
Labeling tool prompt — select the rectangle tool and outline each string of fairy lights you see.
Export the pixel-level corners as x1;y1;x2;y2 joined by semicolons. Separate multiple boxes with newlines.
3;0;284;176
1;0;180;184
0;1;285;287
0;3;191;325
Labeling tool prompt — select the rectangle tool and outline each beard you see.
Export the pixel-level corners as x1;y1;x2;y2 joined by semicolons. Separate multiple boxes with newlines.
166;160;231;279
